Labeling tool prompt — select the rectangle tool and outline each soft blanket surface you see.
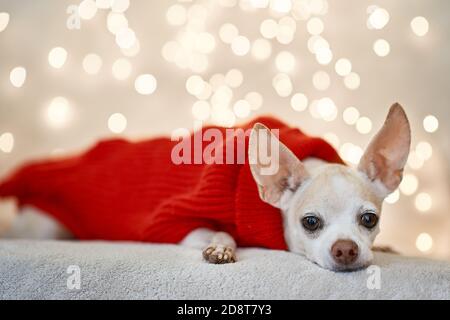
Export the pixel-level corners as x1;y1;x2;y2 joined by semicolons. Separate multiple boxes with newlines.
0;240;449;299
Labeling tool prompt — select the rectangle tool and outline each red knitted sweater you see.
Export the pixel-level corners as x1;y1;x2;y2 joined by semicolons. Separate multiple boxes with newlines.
0;116;342;250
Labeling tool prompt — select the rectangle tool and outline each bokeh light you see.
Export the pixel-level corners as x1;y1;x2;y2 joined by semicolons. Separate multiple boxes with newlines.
112;58;132;80
416;233;433;252
0;12;9;33
373;39;390;57
291;93;308;112
45;97;73;129
415;192;432;212
0;132;14;153
399;173;419;196
411;16;429;37
135;74;157;95
82;54;103;75
9;67;27;88
108;113;127;134
48;47;68;69
423;115;439;133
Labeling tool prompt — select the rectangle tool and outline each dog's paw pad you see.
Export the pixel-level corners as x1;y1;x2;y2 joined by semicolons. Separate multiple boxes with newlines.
202;245;236;264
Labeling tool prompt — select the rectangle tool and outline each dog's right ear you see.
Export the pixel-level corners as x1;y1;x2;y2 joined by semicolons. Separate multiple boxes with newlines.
248;123;309;208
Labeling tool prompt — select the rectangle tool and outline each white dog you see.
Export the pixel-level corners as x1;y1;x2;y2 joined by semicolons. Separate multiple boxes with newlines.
1;103;410;271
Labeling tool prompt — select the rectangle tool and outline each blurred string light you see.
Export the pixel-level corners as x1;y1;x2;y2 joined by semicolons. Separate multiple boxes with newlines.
275;51;296;73
82;53;103;75
45;97;73;129
0;132;14;153
108;112;127;134
192;101;211;121
79;0;98;20
355;116;372;134
415;141;433;160
335;58;352;76
312;70;330;91
112;58;132;80
339;142;363;165
416;233;433;252
415;192;432;212
134;74;157;95
423;115;439;133
9;67;27;88
272;73;293;97
251;38;272;60
373;39;390;57
231;35;251;56
245;92;263;110
411;16;429;37
342;107;360;125
48;47;68;69
367;6;390;30
399;173;419;196
0;12;9;32
290;93;308;112
233;100;251;118
344;72;360;90
96;0;111;9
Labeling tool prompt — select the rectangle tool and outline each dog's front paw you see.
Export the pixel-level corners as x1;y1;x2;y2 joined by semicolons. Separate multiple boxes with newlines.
202;245;236;264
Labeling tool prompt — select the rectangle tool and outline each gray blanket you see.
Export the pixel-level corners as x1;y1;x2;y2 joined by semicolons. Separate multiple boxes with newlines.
0;240;448;299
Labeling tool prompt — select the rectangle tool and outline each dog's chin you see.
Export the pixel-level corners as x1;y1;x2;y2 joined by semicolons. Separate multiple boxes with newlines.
315;258;371;272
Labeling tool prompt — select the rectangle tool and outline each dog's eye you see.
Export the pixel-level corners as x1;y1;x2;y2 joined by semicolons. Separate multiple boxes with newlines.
302;215;321;231
360;212;378;229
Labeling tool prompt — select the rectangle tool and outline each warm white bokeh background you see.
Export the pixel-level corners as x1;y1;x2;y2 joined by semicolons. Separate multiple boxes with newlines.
0;0;449;260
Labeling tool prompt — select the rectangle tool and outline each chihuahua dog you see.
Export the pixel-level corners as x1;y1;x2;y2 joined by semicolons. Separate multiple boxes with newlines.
0;103;410;271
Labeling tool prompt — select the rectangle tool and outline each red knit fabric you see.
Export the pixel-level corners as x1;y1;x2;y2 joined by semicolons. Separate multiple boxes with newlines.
0;116;343;250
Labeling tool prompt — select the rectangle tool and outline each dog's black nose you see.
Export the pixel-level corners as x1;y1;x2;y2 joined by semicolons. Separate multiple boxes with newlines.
331;240;359;265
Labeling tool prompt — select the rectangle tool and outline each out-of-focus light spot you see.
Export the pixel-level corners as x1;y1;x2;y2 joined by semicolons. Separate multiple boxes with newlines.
121;38;140;57
373;39;390;57
79;0;98;20
107;12;128;34
192;101;211;121
195;32;216;54
166;4;187;26
196;82;212;100
161;41;179;62
251;38;272;61
323;132;340;149
272;73;293;97
368;7;390;30
0;132;14;153
276;25;295;44
335;58;352;76
307;17;324;35
233;100;251;118
260;19;278;39
111;0;130;13
231;36;250;56
225;69;243;88
211;85;233;106
411;16;429;37
275;51;296;73
415;193;432;212
245;92;263;110
189;53;209;73
82;53;102;75
186;75;205;96
218;0;237;8
344;72;360;90
270;0;292;13
96;0;111;9
291;1;311;20
343;107;360;125
423;115;438;133
385;189;400;204
315;47;333;65
308;35;329;54
309;100;320;119
0;12;10;33
317;97;337;121
339;143;363;165
312;71;330;91
211;108;236;128
112;58;132;80
135;74;157;95
399;174;418;196
407;151;424;170
48;47;68;69
46;97;73;129
108;113;127;133
356;117;372;134
291;93;308;112
416;233;433;252
416;141;433;160
115;27;136;49
10;67;26;88
209;73;226;91
219;23;239;44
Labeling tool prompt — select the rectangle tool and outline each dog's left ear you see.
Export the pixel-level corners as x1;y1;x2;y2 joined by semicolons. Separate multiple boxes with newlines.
358;103;411;196
248;123;309;208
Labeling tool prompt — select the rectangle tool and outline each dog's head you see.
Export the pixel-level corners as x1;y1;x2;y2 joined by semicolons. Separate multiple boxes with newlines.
249;103;411;271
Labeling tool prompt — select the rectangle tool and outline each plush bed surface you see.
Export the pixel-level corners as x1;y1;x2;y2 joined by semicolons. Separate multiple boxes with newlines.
0;240;448;300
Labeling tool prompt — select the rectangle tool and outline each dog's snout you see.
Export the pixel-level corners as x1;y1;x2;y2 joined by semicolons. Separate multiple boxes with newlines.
331;240;359;265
